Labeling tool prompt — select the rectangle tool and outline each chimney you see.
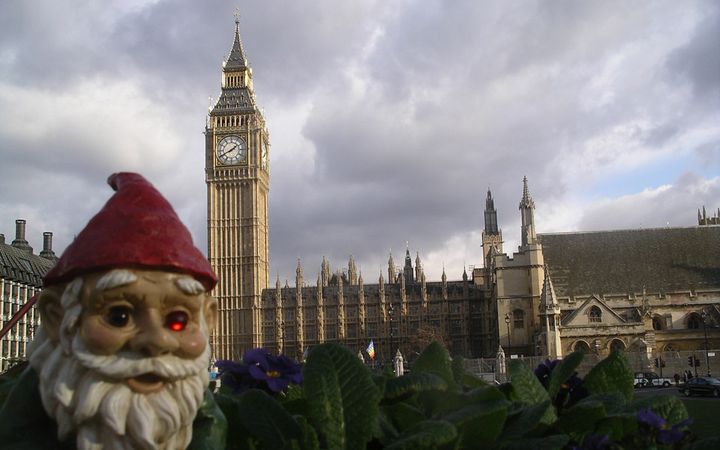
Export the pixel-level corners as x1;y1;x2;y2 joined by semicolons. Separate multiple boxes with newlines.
40;231;57;260
11;219;33;253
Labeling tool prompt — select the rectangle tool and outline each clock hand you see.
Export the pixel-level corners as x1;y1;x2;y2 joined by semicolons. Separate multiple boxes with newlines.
220;144;238;157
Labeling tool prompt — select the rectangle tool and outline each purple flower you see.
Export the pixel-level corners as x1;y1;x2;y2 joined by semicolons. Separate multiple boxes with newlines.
534;359;588;409
215;359;263;393
534;359;561;388
243;348;304;393
581;434;610;450
636;409;693;445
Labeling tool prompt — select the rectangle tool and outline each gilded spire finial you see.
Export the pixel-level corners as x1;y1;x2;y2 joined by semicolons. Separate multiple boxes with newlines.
234;7;241;24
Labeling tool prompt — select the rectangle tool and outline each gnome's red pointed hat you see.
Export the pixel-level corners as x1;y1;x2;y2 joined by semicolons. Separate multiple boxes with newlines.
44;172;217;291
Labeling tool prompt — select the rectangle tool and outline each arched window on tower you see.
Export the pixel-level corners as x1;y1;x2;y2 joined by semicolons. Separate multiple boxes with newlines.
610;339;625;352
513;309;524;328
574;341;591;353
588;306;602;323
652;316;664;330
687;314;701;329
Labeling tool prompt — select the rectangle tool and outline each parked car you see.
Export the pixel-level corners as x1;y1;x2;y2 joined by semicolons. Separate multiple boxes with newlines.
679;377;720;397
634;372;672;388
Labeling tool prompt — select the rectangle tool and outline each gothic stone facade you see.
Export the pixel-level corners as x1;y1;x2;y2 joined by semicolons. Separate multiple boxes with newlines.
484;179;720;361
259;251;497;362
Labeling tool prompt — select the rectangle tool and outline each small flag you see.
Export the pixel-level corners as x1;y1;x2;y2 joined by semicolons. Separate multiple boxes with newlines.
366;339;375;360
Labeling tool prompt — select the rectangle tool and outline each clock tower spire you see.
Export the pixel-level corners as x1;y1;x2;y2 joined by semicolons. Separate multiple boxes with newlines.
206;14;270;360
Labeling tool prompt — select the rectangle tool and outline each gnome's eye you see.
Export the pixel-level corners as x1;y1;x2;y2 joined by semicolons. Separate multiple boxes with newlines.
106;306;132;327
165;311;189;332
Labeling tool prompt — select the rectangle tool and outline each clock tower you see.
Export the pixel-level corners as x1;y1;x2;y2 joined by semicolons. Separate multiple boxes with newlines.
206;15;270;360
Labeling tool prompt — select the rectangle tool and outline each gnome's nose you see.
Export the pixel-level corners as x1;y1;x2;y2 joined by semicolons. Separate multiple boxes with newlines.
130;313;180;357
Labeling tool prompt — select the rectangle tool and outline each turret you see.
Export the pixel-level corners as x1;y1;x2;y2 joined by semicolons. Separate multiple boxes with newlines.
484;189;499;235
404;245;414;284
519;176;537;247
348;255;357;285
321;256;330;287
296;258;303;290
482;190;503;266
415;252;423;281
539;267;562;358
388;251;396;283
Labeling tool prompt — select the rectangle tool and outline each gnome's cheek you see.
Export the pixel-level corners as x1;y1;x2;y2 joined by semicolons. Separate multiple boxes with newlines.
176;327;208;359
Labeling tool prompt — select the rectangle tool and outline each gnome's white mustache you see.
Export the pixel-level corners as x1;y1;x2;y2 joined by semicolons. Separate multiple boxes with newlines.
71;334;210;381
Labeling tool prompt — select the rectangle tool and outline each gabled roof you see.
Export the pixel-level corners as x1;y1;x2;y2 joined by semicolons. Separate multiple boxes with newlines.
0;242;55;287
538;226;720;298
561;295;626;326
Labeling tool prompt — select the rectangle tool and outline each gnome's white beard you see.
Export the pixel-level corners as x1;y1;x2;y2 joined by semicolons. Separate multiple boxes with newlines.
28;280;210;450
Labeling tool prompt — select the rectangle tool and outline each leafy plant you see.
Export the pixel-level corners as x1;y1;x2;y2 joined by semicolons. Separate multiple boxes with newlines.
210;343;710;449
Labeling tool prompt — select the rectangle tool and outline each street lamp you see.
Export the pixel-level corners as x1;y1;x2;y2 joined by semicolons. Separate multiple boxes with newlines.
701;311;711;376
504;313;511;352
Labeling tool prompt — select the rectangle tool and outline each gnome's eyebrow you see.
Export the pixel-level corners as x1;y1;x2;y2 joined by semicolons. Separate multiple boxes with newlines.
96;269;139;291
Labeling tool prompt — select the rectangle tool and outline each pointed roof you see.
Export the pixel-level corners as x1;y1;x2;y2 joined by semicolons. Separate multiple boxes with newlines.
561;295;626;326
485;189;495;210
519;176;535;209
224;17;247;71
539;267;560;314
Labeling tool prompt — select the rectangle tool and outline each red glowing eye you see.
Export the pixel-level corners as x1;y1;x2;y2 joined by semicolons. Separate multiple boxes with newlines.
165;311;189;332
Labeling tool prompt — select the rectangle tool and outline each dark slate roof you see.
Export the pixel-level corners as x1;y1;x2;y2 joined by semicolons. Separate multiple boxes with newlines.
224;23;248;71
0;242;56;287
538;226;720;297
212;88;255;113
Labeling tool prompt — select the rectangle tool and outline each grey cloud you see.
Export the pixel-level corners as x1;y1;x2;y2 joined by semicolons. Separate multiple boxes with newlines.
1;0;718;285
665;4;720;102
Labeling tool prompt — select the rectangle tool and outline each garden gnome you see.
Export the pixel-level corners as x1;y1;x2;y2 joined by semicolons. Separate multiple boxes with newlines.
0;173;223;449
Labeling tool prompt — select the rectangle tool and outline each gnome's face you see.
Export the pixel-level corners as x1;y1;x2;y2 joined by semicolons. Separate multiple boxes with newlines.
30;269;218;450
78;269;215;392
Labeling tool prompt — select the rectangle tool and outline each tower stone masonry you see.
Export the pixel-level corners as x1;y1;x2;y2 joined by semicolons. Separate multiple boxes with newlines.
206;17;270;360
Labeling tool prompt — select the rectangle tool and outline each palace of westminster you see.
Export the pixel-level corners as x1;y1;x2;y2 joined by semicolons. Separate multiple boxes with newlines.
1;18;718;371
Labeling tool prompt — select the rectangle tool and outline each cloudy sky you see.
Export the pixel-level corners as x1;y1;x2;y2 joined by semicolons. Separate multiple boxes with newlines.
1;0;718;285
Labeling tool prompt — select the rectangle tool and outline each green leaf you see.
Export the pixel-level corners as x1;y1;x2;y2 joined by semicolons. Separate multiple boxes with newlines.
303;343;381;450
213;393;256;450
236;389;303;450
556;400;606;435
630;394;689;425
442;400;508;446
188;389;228;450
295;416;320;450
413;342;457;390
499;434;569;450
575;392;626;414
583;351;634;402
508;360;556;425
384;372;448;401
383;402;426;432
502;400;553;439
464;385;507;403
690;437;720;450
594;413;638;441
547;351;584;399
384;420;458;450
461;372;488;389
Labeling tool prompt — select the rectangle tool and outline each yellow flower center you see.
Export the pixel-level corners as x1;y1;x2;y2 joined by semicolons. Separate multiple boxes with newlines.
267;370;281;378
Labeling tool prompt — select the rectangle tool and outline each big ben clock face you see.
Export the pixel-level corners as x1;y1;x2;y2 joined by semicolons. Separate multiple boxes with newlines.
216;135;246;165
